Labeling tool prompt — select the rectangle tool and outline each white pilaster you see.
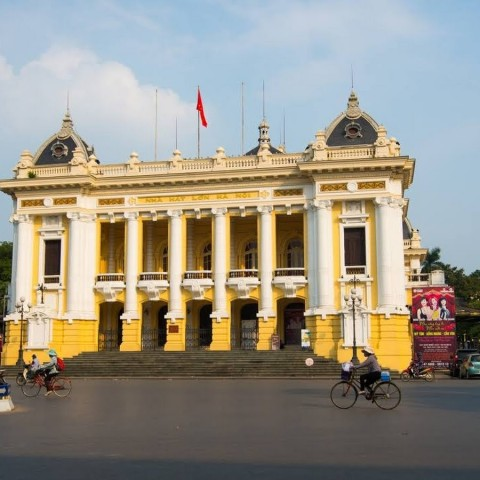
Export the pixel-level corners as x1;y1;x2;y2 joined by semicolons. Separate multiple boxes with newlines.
257;206;274;320
211;208;228;321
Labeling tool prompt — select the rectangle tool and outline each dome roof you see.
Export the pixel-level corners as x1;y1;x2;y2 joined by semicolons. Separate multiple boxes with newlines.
33;111;97;166
325;91;380;147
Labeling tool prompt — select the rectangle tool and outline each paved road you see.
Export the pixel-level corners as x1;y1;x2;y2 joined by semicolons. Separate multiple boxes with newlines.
1;377;479;480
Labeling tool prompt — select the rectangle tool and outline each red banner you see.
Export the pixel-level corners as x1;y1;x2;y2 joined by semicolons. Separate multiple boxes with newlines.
412;286;456;368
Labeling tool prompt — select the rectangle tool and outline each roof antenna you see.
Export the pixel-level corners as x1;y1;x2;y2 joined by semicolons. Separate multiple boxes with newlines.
351;64;354;90
66;90;70;114
262;80;266;120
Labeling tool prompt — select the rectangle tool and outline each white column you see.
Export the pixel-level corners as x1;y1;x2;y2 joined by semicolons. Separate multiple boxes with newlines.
11;214;34;306
66;212;97;321
145;221;154;272
212;208;228;320
306;202;318;311
390;199;408;310
315;200;335;313
123;212;139;321
374;197;394;311
257;206;274;319
167;210;183;320
83;213;97;319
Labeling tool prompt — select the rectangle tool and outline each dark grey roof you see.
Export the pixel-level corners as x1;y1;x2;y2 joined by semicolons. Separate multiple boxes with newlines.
245;144;283;156
33;112;97;166
326;115;378;147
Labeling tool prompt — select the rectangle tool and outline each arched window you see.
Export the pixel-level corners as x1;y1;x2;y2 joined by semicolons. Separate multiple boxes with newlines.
202;243;212;270
287;239;304;268
245;241;258;269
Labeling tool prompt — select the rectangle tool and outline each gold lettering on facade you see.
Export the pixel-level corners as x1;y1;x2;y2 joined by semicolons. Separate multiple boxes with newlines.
137;191;259;204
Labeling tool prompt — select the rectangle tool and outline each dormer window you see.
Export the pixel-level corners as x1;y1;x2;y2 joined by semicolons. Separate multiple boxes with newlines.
344;121;362;139
51;142;68;159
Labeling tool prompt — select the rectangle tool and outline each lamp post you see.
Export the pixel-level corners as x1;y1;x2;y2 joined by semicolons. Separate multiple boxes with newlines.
16;297;31;367
344;276;362;364
37;283;46;304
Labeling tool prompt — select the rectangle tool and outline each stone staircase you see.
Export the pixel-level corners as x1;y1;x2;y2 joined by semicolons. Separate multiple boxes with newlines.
2;350;346;379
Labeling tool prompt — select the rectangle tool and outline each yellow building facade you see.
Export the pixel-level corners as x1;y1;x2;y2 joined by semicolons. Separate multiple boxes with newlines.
0;91;429;370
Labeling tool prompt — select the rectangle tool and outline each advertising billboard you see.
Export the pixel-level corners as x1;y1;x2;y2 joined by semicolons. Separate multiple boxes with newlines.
412;286;456;368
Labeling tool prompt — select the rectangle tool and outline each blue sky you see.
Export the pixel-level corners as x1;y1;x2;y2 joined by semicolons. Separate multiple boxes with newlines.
0;0;479;273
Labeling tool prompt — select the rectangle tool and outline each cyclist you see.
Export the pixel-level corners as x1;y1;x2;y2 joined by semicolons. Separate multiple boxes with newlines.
38;349;59;396
353;346;381;394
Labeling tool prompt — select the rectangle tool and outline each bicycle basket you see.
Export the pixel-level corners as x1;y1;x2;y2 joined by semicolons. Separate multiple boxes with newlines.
341;362;353;380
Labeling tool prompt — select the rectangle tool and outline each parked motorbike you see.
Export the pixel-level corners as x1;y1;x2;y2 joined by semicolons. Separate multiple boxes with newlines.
401;361;435;382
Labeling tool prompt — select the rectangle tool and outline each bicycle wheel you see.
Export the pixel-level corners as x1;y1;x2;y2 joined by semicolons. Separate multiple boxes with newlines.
21;378;41;397
52;376;72;397
330;381;358;409
372;381;401;410
424;370;435;382
400;372;411;382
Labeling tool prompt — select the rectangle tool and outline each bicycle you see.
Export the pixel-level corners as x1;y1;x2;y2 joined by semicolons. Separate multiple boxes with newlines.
20;371;72;398
330;369;401;410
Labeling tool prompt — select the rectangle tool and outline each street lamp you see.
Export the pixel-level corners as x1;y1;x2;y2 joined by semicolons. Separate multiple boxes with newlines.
344;276;362;364
37;283;46;304
16;297;32;367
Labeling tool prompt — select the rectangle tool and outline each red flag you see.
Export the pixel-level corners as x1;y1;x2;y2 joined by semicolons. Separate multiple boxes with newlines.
196;88;208;127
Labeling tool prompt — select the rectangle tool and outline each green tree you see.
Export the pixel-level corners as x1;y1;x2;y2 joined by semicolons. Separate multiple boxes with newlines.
421;246;443;273
0;241;12;318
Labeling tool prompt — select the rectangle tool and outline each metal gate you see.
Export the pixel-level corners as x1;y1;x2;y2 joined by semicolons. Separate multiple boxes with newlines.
98;329;119;351
241;320;257;350
186;326;212;349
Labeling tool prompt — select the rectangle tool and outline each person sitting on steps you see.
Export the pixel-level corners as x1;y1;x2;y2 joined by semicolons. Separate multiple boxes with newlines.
352;346;382;394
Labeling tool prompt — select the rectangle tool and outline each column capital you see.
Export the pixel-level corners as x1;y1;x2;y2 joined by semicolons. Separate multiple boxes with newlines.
211;207;227;216
374;196;405;209
124;212;139;221
167;209;183;218
11;214;31;224
67;212;96;222
257;205;273;215
312;199;333;210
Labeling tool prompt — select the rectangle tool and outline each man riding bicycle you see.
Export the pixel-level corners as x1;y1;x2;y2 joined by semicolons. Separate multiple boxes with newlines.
352;346;381;394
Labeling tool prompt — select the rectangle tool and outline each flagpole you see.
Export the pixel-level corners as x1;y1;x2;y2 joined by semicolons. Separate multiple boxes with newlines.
241;82;245;155
197;85;200;158
154;88;158;161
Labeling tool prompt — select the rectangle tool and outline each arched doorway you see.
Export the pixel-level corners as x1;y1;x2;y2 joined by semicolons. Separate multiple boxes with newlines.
199;304;212;347
284;302;305;347
98;302;123;351
157;306;167;347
